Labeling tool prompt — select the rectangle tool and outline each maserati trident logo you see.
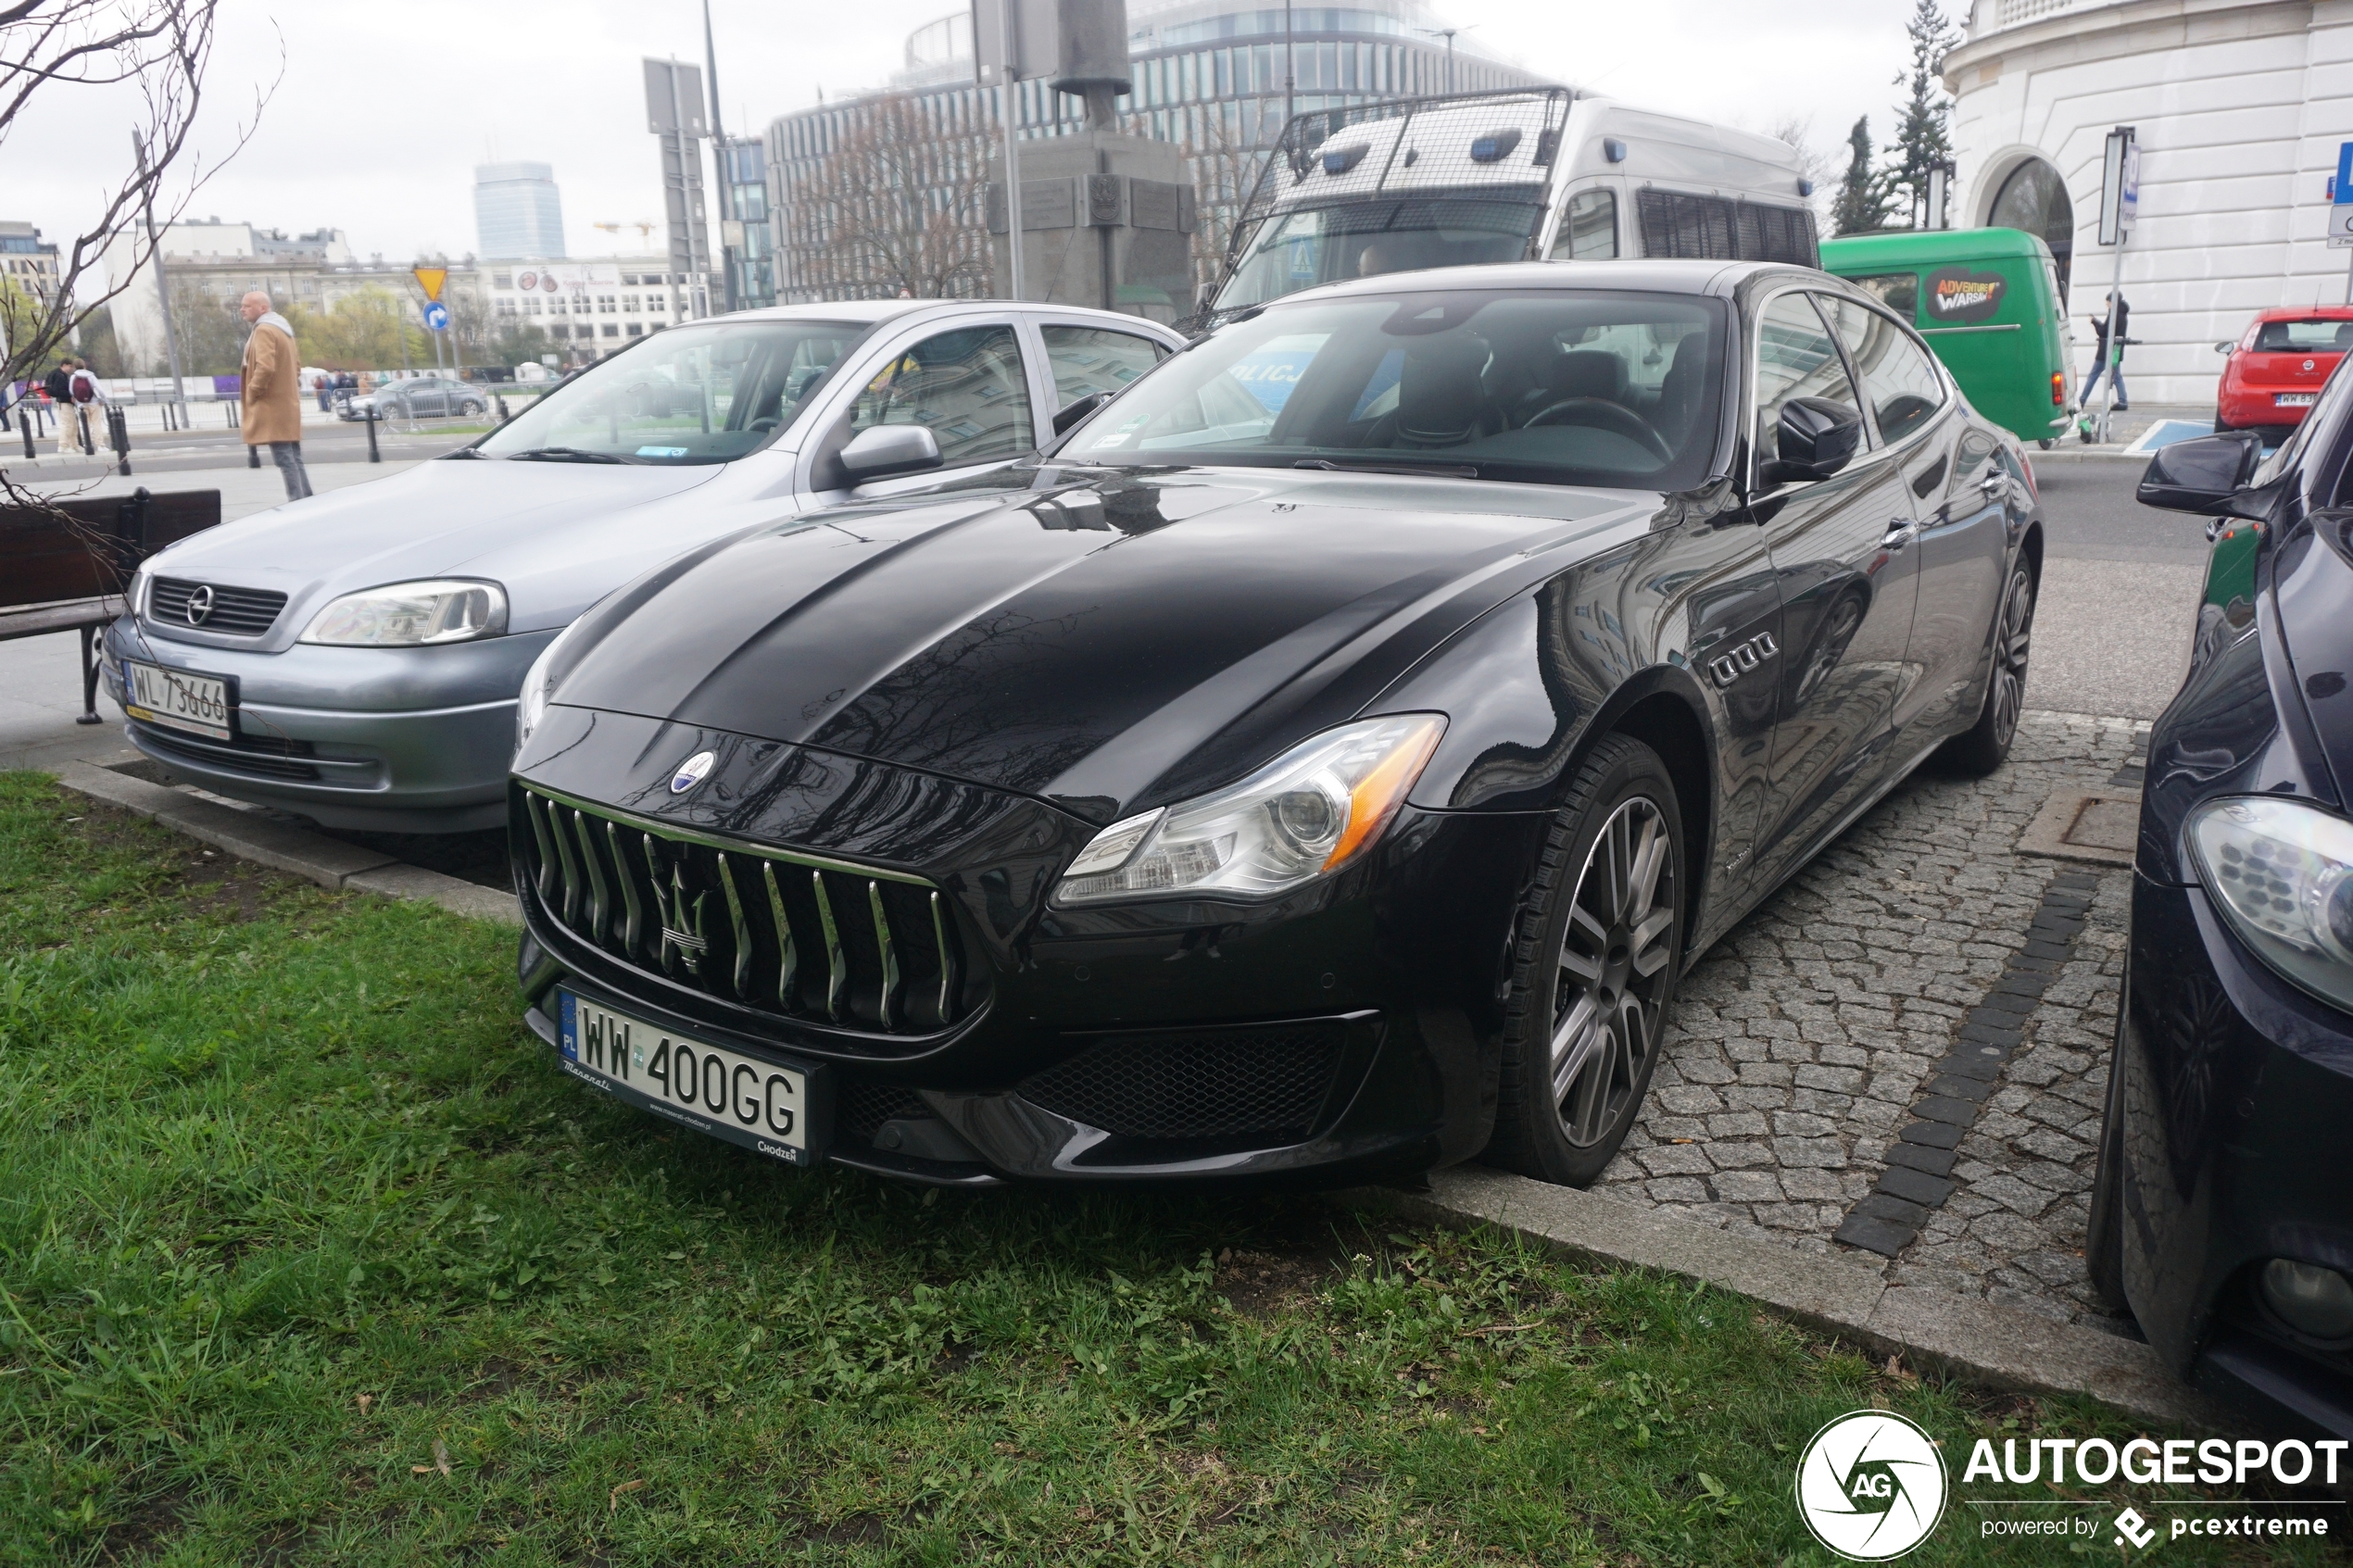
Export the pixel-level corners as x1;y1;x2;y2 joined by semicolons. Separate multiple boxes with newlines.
650;861;709;976
670;750;715;794
183;584;215;626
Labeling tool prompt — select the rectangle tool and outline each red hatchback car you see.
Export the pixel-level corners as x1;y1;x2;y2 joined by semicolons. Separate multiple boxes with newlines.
2216;306;2353;436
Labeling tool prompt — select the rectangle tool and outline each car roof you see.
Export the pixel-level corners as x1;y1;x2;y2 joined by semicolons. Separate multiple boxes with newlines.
1267;258;1815;310
1819;227;2056;268
711;298;1182;333
2249;305;2353;321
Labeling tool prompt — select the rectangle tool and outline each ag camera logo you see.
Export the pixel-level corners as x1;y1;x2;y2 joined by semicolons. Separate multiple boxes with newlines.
1795;1410;1948;1561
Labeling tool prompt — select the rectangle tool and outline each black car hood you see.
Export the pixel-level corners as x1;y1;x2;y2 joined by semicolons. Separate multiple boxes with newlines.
553;463;1655;822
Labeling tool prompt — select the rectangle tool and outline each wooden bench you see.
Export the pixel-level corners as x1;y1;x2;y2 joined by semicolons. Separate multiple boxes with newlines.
0;488;223;722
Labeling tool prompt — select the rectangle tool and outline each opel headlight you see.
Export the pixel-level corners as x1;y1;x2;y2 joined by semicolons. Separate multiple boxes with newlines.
1051;714;1445;907
300;579;508;646
2185;797;2353;1013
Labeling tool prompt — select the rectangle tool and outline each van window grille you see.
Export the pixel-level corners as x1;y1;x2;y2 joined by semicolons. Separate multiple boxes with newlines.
1636;189;1818;268
516;784;974;1038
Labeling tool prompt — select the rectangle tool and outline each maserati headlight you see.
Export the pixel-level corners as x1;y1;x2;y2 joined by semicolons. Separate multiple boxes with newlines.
1051;714;1445;907
2186;797;2353;1013
300;579;508;646
513;618;585;752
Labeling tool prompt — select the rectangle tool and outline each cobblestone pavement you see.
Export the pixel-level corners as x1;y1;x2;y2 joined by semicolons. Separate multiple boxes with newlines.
1595;710;2149;1329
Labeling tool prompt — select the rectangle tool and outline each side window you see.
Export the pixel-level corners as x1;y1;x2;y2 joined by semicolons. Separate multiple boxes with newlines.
1755;292;1865;468
1850;272;1920;318
1818;295;1946;445
1547;189;1617;261
1039;325;1167;408
850;324;1034;466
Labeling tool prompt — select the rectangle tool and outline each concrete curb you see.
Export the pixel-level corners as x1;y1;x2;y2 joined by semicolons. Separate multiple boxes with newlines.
51;761;521;925
1344;1166;2234;1432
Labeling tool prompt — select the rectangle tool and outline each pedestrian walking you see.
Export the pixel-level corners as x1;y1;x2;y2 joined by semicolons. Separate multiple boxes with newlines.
43;357;75;455
66;359;110;456
240;291;312;500
2082;294;2131;411
315;370;333;413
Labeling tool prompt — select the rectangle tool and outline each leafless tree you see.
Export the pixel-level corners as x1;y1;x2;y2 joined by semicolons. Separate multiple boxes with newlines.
1183;106;1272;304
785;94;991;301
0;1;276;392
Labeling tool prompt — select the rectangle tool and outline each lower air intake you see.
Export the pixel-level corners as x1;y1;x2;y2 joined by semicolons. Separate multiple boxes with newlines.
1017;1022;1344;1143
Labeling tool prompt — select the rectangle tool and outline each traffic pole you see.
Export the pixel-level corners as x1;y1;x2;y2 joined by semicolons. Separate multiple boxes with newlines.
365;405;381;464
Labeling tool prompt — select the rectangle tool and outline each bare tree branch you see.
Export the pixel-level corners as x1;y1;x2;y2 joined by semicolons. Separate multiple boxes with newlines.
0;1;281;396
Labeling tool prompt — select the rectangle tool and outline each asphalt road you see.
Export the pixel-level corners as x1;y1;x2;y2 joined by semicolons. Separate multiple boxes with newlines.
2021;457;2208;721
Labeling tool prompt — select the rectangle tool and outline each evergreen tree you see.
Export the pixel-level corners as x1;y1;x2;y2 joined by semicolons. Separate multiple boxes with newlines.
1886;0;1960;227
1833;117;1894;235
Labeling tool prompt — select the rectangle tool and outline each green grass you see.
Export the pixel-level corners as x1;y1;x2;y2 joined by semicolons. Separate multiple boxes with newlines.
0;771;2334;1565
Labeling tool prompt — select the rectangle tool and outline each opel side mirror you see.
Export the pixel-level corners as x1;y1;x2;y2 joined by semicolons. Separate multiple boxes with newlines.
1759;396;1864;486
1052;391;1112;436
2136;431;2264;515
839;423;943;482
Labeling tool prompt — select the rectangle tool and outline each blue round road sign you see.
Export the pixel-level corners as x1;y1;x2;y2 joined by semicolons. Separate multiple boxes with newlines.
422;301;450;332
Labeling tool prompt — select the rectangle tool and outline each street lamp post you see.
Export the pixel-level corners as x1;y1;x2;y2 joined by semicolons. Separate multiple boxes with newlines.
702;0;737;315
1284;0;1294;133
131;131;188;425
1416;28;1466;94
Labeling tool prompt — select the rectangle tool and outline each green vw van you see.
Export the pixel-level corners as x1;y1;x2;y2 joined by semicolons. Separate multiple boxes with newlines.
1819;227;2076;447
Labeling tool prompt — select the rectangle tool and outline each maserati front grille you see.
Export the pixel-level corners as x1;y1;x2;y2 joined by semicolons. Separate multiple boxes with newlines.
517;784;975;1037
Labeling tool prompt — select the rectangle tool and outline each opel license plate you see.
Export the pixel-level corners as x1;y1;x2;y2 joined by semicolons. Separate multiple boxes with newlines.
123;660;232;740
556;991;821;1164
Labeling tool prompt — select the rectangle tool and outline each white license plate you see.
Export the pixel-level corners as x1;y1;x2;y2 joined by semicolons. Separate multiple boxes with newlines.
123;660;232;740
2276;393;2318;407
556;992;817;1164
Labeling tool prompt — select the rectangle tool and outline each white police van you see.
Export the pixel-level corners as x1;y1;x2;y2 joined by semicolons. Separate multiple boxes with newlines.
1197;87;1818;328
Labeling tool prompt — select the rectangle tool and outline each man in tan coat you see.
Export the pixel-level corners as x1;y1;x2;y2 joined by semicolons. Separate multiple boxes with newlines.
240;291;311;499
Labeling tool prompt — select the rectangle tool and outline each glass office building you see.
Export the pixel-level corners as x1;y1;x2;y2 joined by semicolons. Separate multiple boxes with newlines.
473;163;568;260
766;0;1546;305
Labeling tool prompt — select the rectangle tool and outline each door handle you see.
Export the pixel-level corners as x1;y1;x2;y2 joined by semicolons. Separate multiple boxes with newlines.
1881;519;1917;548
1979;473;2007;495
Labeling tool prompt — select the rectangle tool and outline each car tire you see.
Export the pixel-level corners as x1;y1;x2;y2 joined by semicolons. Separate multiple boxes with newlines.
462;399;484;416
1940;559;2036;776
2086;994;2132;1312
2037;437;2055;450
1487;733;1686;1187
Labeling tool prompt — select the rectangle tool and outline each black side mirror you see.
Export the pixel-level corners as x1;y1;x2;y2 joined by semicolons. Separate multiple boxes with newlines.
2137;431;2263;515
1052;391;1112;436
1759;396;1864;486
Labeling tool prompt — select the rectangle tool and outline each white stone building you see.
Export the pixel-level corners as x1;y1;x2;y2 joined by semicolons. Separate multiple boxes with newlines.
1944;0;2353;406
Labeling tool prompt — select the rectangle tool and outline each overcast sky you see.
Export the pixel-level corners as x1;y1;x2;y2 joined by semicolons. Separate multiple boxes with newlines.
12;0;1923;296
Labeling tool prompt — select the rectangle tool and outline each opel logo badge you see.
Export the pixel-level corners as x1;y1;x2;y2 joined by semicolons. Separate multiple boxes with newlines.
184;584;215;626
669;750;715;795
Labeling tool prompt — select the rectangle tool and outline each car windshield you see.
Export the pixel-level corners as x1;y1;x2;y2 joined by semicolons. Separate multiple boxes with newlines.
1211;192;1544;314
2253;319;2353;353
1059;288;1729;490
474;320;864;465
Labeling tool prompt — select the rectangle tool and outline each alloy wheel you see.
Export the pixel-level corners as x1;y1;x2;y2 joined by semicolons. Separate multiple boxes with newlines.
1990;567;2036;751
1550;795;1678;1148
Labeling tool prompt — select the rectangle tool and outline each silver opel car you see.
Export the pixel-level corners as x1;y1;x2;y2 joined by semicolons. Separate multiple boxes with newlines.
104;300;1180;830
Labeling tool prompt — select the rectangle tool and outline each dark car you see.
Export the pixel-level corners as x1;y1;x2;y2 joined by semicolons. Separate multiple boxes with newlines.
340;376;485;420
2089;363;2353;1438
507;260;2044;1188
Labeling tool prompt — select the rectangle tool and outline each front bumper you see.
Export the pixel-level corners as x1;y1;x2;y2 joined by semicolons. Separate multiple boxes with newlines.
510;708;1543;1185
2114;871;2353;1437
102;614;555;831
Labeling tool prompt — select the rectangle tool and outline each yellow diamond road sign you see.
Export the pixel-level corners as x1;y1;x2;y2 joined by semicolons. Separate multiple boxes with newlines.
411;266;448;302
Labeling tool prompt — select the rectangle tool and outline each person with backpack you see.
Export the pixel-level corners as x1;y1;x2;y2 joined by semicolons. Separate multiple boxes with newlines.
239;291;311;500
66;359;108;456
42;357;75;456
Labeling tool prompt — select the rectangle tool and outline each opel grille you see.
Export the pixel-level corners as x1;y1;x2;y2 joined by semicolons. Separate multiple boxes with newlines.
517;784;973;1037
148;578;288;636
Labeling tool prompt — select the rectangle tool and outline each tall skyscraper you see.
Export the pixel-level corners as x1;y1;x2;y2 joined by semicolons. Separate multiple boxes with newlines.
473;163;567;258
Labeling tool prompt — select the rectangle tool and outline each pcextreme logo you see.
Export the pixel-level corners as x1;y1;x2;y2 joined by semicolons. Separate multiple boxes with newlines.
1794;1410;1948;1561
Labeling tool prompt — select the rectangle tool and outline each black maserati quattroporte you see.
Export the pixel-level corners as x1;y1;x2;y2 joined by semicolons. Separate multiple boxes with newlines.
508;261;2044;1187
